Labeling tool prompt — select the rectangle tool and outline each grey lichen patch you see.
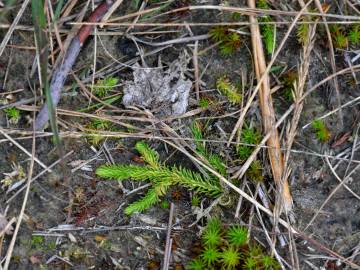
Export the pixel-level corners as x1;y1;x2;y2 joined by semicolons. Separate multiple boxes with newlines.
122;52;192;116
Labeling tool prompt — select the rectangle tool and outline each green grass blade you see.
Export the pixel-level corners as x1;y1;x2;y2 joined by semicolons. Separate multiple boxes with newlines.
31;0;60;146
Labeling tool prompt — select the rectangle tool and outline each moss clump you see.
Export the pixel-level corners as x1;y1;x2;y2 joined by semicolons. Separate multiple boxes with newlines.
187;218;280;269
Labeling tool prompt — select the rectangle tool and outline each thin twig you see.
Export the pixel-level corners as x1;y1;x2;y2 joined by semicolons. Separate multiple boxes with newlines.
0;0;31;57
3;109;36;270
162;203;175;270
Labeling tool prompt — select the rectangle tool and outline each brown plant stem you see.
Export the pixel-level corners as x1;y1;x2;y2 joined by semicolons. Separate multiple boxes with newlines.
247;0;292;212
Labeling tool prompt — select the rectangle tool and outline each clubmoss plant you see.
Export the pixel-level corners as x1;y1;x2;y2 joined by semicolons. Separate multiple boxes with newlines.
216;76;242;104
256;0;275;54
311;119;330;142
4;107;21;124
96;141;222;215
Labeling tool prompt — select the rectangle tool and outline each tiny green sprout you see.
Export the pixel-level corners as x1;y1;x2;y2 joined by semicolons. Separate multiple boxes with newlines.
216;76;242;104
201;246;221;267
4;107;21;124
187;258;205;270
311;119;330;142
191;194;201;207
256;0;275;54
202;218;222;247
159;200;169;209
227;225;248;247
221;245;241;270
348;25;360;45
92;76;119;98
246;160;264;182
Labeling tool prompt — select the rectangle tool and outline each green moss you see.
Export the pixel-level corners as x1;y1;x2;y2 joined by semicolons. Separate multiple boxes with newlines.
348;24;360;45
246;160;264;182
226;225;248;247
201;247;221;266
202;218;222;247
187;258;205;270
216;76;242;104
237;125;261;161
4;107;21;124
311;119;330;142
209;27;241;56
221;245;241;269
92;76;119;98
191;194;201;207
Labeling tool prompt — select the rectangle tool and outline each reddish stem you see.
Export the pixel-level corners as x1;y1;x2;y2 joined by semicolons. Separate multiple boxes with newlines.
34;1;113;131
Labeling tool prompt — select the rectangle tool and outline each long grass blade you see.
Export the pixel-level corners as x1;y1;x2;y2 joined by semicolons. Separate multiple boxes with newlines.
31;0;60;146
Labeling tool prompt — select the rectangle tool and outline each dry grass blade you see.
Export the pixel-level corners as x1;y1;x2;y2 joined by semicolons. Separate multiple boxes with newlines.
2;114;36;270
0;0;31;57
247;0;292;212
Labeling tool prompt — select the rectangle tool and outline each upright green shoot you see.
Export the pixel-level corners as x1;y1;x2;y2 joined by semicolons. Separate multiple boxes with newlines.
257;0;275;55
32;0;60;146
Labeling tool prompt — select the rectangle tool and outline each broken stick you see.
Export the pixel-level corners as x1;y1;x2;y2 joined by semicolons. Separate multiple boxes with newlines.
247;0;292;212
